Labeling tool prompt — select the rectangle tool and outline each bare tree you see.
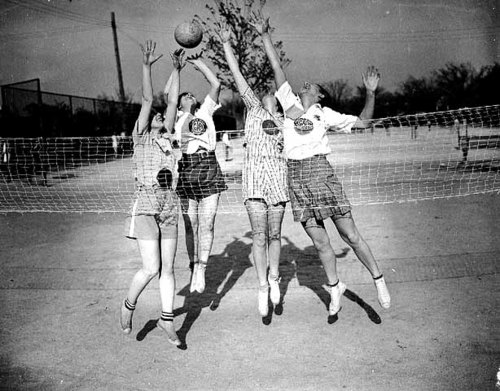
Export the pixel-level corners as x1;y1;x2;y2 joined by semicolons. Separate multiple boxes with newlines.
195;0;290;96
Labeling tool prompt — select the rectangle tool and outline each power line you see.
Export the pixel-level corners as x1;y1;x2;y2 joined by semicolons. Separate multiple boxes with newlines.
1;0;497;45
4;0;109;27
0;25;108;42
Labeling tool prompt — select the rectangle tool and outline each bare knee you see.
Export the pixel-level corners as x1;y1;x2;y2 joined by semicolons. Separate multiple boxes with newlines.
268;230;281;243
252;231;267;248
160;265;174;277
305;229;331;252
141;266;159;280
340;230;361;247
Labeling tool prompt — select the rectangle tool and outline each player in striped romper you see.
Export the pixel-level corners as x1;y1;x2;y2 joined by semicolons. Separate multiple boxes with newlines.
256;14;391;316
120;41;183;346
219;22;289;318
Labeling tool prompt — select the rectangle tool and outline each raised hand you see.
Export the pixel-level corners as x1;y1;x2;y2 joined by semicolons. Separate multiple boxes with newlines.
170;48;185;70
362;66;380;93
186;50;204;63
216;19;232;44
186;50;205;72
140;40;163;66
249;9;270;35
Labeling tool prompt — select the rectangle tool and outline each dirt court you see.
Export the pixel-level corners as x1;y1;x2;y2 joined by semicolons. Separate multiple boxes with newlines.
0;190;498;391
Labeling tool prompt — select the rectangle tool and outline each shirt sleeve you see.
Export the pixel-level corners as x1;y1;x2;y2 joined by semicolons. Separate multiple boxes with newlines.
275;81;305;120
196;95;221;118
322;107;358;134
240;87;260;109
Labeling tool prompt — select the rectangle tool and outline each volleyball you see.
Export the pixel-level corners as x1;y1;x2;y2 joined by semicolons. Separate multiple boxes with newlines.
174;21;203;49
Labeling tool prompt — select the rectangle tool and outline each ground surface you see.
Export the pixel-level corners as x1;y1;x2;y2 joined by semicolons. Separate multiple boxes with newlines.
0;192;499;390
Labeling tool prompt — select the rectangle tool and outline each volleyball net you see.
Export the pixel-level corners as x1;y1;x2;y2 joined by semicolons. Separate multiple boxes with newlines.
0;105;498;214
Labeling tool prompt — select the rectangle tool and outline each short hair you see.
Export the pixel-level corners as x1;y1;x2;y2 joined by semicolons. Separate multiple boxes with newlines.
178;92;191;104
178;92;199;114
316;84;332;108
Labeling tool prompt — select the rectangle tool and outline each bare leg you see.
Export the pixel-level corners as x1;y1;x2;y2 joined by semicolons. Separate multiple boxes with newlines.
127;239;161;303
245;199;269;287
245;199;271;316
333;213;381;277
334;213;390;308
157;235;181;345
198;193;220;263
158;236;178;314
180;197;199;267
302;219;338;285
121;239;160;333
194;193;220;293
267;203;285;279
302;218;345;315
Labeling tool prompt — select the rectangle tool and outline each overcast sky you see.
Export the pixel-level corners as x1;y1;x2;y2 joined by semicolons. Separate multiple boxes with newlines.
0;0;498;103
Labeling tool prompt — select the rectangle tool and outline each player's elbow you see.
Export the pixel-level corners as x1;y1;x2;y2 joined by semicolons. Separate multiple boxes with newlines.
212;80;222;92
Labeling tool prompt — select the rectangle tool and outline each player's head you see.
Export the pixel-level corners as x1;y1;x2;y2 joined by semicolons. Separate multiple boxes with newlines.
178;92;197;113
261;93;283;115
299;82;330;107
149;110;165;131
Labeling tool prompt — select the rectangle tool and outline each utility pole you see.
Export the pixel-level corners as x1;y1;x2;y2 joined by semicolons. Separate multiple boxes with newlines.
111;12;125;102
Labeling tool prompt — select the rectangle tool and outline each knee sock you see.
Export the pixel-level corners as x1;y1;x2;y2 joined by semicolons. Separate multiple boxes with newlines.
124;298;136;311
161;311;174;322
327;280;340;289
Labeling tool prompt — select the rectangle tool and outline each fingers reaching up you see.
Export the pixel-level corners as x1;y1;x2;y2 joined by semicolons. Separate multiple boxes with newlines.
216;19;232;43
249;9;270;35
362;66;380;93
140;40;163;66
171;48;185;70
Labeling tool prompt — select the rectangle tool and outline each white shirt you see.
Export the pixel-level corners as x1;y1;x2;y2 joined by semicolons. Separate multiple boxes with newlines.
174;95;221;154
275;81;358;160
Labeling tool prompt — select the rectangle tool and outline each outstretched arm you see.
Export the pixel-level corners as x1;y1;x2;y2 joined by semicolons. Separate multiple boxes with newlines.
354;66;380;128
187;53;221;103
251;12;286;89
163;49;185;134
217;21;250;96
137;40;163;134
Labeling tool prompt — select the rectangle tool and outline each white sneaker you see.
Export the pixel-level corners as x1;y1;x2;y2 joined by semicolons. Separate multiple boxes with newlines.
196;263;207;293
190;263;199;293
268;276;281;305
374;276;391;309
258;286;269;317
328;281;346;316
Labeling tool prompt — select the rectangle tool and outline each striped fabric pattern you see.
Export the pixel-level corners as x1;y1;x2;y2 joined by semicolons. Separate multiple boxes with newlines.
241;88;289;205
132;121;176;189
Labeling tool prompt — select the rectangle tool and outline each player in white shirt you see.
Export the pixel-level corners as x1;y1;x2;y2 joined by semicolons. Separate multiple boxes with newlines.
172;53;227;295
255;13;390;316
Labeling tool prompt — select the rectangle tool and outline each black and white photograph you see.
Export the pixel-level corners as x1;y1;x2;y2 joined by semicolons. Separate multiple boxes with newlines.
0;0;498;390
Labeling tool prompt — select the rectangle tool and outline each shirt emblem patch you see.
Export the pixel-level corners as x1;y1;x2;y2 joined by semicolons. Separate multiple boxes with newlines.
189;118;207;135
157;168;173;189
262;119;280;136
293;118;314;135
